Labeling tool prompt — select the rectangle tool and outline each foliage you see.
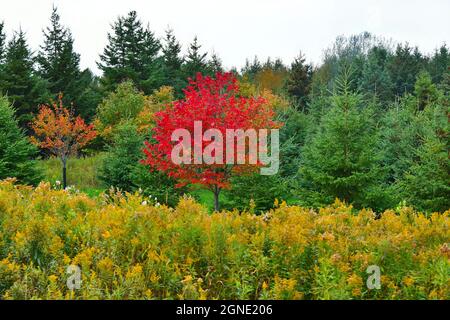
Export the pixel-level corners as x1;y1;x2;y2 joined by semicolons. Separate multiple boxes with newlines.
0;96;41;185
99;122;186;207
183;37;208;80
284;52;313;108
0;179;448;300
95;81;146;138
297;74;386;210
0;30;46;130
225;173;288;213
414;71;439;111
399;101;450;212
31;95;96;188
36;7;85;106
161;29;186;97
98;11;162;94
143;72;280;210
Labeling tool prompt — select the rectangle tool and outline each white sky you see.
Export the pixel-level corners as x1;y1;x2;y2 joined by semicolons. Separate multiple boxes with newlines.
1;0;449;74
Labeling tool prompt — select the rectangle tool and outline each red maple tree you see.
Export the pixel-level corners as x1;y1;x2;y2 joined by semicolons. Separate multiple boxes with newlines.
142;72;280;210
31;95;96;189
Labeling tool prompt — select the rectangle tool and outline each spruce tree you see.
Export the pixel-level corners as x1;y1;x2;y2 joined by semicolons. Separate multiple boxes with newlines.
378;96;419;185
427;45;450;85
387;44;426;96
285;52;313;108
0;30;47;130
0;21;6;63
414;71;438;111
400;107;449;212
161;28;185;96
361;46;394;104
297;71;385;210
207;52;224;75
183;36;208;79
37;6;81;104
0;95;41;185
98;11;162;94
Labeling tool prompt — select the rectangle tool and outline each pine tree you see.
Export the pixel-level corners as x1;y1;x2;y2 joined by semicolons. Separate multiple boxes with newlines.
37;6;81;104
98;11;162;94
0;95;41;185
0;30;43;129
285;52;313;108
183;36;208;79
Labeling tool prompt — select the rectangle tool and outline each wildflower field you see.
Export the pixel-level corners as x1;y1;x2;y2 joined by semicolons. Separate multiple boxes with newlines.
0;179;448;300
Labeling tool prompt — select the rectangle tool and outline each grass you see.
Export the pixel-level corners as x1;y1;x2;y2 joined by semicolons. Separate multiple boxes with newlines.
37;153;293;210
37;153;106;192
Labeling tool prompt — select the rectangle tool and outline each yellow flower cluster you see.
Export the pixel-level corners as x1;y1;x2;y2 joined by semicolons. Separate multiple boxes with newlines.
0;179;448;300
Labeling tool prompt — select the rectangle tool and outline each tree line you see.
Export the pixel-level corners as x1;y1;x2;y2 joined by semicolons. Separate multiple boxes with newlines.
0;8;448;213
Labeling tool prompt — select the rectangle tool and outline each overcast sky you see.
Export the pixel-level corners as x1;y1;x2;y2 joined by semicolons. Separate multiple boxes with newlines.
1;0;449;74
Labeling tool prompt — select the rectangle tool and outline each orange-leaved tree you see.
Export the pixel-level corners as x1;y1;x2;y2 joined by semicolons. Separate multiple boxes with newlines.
31;95;96;189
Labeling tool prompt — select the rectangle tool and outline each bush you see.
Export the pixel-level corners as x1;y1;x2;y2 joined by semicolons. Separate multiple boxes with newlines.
0;179;448;300
99;122;186;206
225;173;288;213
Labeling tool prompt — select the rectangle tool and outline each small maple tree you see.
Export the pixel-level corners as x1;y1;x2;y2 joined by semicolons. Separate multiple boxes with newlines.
31;95;96;189
142;72;280;211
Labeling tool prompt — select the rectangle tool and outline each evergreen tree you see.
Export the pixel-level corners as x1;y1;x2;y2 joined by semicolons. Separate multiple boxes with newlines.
285;52;313;108
183;36;208;79
98;11;162;94
0;21;6;63
76;69;103;121
161;28;185;96
387;43;426;96
207;52;224;75
361;46;394;104
297;72;385;210
241;56;262;81
37;6;81;104
0;30;43;129
378;96;419;185
0;95;41;185
427;45;450;85
414;71;438;111
399;103;449;212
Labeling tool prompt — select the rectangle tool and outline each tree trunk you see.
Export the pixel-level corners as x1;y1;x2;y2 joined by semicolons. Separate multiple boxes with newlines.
213;185;221;212
62;159;67;189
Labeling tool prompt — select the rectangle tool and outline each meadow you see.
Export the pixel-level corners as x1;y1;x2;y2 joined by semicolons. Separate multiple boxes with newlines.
0;178;448;300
